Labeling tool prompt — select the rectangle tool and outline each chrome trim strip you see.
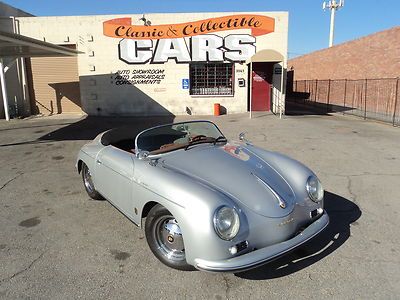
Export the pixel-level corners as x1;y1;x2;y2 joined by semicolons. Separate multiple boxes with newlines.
252;172;287;209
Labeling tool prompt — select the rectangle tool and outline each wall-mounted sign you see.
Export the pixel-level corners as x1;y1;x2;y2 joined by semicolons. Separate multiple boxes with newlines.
274;67;282;75
104;15;275;40
182;79;189;89
112;69;166;85
103;15;275;65
118;34;256;64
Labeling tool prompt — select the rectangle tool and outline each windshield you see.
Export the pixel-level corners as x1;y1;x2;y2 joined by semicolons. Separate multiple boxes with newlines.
135;121;225;155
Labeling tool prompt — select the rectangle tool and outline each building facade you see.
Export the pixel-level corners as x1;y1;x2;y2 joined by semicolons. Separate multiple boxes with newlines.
1;11;289;118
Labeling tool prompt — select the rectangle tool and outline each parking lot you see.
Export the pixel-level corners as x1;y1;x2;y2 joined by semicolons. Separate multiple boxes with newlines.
0;111;399;299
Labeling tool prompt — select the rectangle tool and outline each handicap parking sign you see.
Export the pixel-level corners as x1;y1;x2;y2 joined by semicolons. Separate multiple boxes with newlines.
182;79;189;89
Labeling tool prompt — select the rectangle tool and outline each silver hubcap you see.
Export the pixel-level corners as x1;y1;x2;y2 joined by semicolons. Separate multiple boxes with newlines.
154;217;185;262
83;166;94;193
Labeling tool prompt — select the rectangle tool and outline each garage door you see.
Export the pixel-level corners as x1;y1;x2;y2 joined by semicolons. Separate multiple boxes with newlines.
29;45;82;115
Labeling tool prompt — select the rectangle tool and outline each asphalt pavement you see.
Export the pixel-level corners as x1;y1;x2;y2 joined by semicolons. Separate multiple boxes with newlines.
0;111;399;299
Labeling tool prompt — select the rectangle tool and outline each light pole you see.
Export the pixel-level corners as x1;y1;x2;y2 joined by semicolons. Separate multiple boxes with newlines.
323;0;344;47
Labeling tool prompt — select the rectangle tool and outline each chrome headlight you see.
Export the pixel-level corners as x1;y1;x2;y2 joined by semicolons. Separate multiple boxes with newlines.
213;206;240;240
306;176;324;202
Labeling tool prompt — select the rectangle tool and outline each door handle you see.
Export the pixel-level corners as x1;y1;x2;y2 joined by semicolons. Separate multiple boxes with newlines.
96;159;102;164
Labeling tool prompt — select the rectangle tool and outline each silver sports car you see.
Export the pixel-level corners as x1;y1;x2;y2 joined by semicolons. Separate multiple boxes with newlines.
76;120;329;272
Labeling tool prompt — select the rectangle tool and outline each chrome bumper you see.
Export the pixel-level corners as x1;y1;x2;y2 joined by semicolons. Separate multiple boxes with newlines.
194;211;329;273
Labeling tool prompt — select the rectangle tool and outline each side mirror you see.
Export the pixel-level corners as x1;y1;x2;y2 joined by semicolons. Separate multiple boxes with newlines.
239;132;252;144
137;150;149;160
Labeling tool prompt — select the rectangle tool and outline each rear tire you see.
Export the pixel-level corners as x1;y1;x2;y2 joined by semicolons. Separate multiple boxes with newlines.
145;204;195;271
81;162;104;200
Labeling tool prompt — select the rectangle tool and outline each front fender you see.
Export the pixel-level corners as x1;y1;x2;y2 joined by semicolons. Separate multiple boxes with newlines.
245;145;322;206
134;160;249;266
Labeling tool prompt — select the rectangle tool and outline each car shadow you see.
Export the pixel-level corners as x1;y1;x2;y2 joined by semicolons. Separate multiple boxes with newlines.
0;115;176;148
235;191;361;280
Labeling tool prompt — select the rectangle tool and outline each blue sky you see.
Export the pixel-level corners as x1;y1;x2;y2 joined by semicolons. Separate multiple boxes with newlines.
4;0;399;58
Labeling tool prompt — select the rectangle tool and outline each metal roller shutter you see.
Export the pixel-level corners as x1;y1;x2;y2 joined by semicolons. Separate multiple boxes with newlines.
30;46;82;115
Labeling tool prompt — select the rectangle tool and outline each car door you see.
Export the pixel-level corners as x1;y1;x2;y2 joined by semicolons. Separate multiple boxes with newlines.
94;146;136;221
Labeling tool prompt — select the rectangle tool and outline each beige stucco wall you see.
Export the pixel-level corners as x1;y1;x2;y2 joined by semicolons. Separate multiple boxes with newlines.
17;12;288;116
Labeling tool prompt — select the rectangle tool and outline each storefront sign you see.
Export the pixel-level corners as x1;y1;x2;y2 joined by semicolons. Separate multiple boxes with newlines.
118;34;256;64
104;14;275;65
104;15;274;39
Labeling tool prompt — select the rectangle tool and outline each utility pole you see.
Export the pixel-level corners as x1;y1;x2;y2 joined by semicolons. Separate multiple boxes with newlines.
323;0;344;47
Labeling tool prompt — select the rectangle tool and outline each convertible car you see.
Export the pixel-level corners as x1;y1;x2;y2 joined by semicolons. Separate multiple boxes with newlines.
76;121;329;272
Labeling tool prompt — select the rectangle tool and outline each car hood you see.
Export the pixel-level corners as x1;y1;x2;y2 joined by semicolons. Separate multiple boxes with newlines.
160;143;296;218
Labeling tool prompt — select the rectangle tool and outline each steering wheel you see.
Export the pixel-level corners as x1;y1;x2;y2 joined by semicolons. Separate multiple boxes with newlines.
190;135;207;142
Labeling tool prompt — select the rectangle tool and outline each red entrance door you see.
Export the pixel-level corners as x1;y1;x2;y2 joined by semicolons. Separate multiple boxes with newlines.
251;64;272;111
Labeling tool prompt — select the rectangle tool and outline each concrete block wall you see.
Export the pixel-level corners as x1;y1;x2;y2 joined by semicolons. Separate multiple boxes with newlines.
288;26;400;80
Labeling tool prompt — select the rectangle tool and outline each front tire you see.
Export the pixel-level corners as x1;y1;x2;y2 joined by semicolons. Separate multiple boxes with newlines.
81;162;104;200
145;204;194;271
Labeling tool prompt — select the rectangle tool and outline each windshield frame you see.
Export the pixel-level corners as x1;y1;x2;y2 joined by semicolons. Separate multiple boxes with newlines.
134;120;225;157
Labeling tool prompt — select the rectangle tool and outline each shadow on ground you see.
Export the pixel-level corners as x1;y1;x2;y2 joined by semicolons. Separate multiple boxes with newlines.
285;101;333;116
0;115;176;147
37;115;176;141
236;191;361;280
285;99;354;117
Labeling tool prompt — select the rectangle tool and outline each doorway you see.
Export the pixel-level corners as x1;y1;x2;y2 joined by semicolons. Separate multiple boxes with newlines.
250;62;275;111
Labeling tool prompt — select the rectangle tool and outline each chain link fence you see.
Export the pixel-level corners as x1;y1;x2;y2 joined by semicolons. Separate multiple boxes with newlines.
288;78;400;126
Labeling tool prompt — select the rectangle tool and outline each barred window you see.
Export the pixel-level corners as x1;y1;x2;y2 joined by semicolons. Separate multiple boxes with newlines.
189;63;234;96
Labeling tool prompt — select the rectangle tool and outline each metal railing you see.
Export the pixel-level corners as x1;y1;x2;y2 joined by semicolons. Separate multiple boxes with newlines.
288;78;400;126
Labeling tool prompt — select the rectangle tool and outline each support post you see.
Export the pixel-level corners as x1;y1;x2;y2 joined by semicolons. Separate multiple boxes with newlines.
249;62;252;119
327;79;331;112
20;57;30;115
0;59;10;121
314;79;318;106
393;78;399;126
343;79;347;114
364;79;368;120
279;61;284;119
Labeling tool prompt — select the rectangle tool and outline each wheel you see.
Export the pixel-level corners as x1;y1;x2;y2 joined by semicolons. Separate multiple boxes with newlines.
81;162;104;200
145;204;195;271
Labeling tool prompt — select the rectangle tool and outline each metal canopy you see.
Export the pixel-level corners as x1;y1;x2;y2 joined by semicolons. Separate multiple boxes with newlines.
0;30;83;121
0;30;82;58
247;49;284;63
